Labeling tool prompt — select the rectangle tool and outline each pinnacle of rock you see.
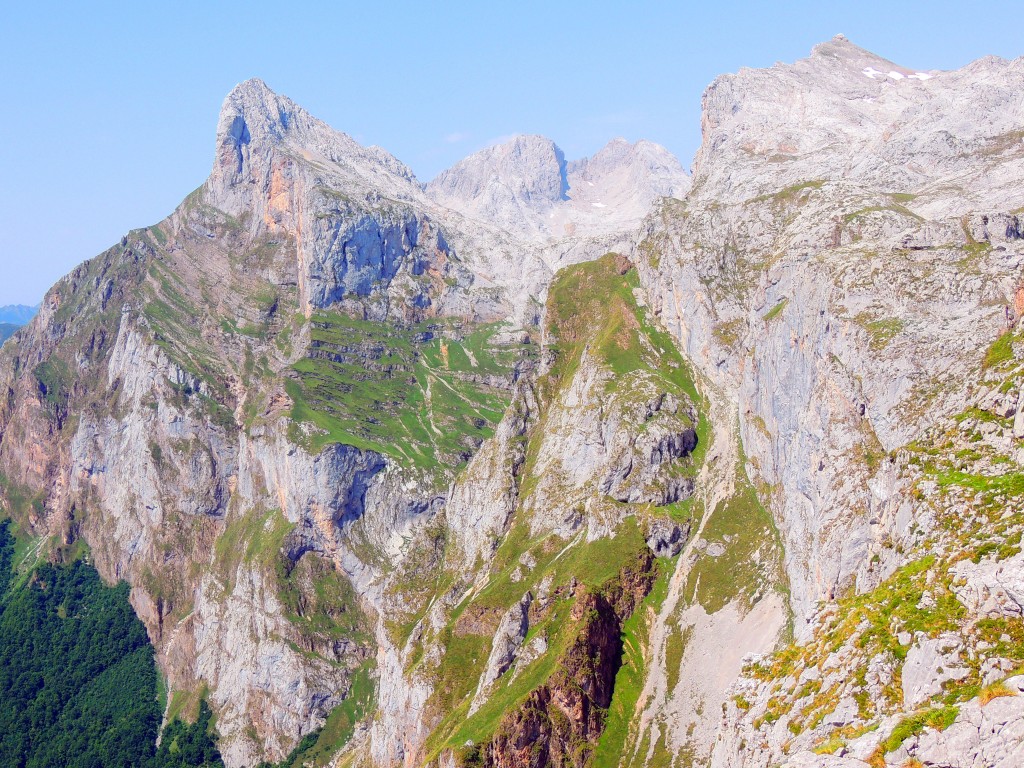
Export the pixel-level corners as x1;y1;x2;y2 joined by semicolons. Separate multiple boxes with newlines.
217;77;295;146
211;77;419;203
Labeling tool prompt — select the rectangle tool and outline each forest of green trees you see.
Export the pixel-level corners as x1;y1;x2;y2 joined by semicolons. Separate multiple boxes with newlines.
0;520;224;767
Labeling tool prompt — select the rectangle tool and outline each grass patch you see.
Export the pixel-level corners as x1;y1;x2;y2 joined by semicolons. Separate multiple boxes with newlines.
287;314;528;474
764;299;788;323
979;681;1016;705
984;329;1018;369
686;465;785;615
843;204;924;226
881;706;958;753
854;314;905;351
749;179;824;205
277;551;373;646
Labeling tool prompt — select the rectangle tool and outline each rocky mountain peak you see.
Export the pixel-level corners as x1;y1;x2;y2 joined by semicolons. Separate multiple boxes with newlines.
693;36;1024;211
427;134;687;243
210;78;419;211
807;33;913;73
198;83;692;327
798;33;940;92
217;77;296;148
427;134;569;219
568;137;690;203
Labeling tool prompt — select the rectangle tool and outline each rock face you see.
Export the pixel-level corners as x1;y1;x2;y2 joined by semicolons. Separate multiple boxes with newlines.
951;550;1024;618
672;41;1024;768
915;679;1024;768
901;634;970;708
470;591;533;714
2;36;1024;768
639;35;1024;627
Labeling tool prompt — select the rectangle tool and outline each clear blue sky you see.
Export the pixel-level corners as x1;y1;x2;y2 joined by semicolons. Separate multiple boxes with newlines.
1;0;1021;305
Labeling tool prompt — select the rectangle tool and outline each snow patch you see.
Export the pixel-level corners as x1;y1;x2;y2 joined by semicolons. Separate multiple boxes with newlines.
863;66;932;82
591;202;606;208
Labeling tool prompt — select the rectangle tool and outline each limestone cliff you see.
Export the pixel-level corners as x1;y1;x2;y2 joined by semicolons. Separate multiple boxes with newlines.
633;35;1024;768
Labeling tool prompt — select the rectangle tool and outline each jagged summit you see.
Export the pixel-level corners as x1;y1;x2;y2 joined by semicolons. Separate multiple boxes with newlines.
425;135;569;237
694;36;1024;210
806;33;929;77
430;133;569;206
426;133;689;241
217;77;295;145
196;80;692;327
799;34;942;91
210;78;419;211
208;80;689;250
567;136;689;208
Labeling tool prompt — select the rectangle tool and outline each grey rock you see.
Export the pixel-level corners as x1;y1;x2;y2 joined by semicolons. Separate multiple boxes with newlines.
902;633;970;709
427;135;690;244
951;550;1024;618
916;694;1024;768
646;518;691;558
469;590;532;713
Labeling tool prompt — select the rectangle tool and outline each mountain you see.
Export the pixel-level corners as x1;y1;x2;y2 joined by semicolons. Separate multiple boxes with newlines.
0;306;35;345
635;36;1024;767
0;304;37;326
1;37;1024;768
426;135;689;242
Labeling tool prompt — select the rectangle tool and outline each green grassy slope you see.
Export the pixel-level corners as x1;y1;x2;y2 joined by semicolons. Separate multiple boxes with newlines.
287;313;531;474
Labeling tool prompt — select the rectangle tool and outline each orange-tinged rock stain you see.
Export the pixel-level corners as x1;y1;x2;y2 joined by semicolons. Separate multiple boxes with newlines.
265;161;296;232
1013;285;1024;319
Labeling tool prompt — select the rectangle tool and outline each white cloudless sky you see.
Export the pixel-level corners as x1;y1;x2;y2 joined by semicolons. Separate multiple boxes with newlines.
1;0;1021;304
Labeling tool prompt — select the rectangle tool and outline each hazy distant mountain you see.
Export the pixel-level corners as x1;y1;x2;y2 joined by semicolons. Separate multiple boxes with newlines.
0;324;17;344
0;304;37;325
